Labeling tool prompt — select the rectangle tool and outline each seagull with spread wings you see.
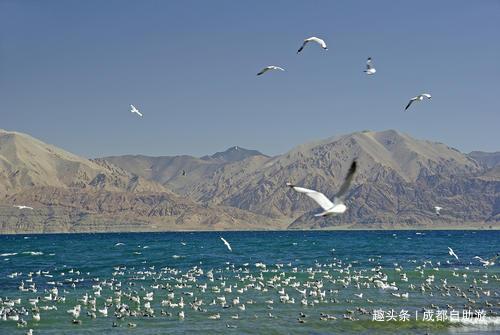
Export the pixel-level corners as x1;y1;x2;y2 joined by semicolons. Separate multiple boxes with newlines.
405;93;431;111
257;66;285;76
297;37;328;54
287;161;357;217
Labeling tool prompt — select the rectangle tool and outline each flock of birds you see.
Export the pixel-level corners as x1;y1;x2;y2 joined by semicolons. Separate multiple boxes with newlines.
0;239;498;334
128;35;431;119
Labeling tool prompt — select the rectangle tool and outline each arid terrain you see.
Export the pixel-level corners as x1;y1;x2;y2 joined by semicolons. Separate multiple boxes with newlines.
0;129;498;233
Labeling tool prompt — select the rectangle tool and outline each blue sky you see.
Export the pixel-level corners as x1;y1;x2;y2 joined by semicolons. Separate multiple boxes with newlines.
1;0;499;157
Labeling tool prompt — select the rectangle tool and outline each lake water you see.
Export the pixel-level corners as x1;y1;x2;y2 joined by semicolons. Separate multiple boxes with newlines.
0;230;499;334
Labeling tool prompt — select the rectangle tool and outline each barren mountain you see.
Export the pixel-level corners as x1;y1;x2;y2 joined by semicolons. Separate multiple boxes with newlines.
0;128;498;233
107;130;498;229
103;147;271;196
0;187;282;233
0;130;283;233
0;129;166;195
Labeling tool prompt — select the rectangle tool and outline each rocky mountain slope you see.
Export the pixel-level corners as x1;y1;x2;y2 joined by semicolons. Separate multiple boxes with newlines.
103;146;270;197
105;130;498;229
201;146;268;163
0;129;166;194
0;130;283;233
0;128;498;233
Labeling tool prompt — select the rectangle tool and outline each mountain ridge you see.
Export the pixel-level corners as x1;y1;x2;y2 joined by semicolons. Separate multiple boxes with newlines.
0;128;498;233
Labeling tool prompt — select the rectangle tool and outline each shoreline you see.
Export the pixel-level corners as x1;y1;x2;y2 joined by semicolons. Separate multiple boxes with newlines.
0;225;499;235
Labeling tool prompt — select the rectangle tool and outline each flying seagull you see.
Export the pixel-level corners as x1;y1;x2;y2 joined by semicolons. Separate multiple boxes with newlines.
220;237;232;252
130;104;143;117
14;205;33;210
364;57;376;75
257;66;285;76
448;247;458;260
287;160;357;217
404;93;431;111
434;206;443;216
297;37;328;54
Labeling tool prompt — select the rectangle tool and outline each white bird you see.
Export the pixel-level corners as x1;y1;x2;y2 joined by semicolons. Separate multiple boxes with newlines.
14;205;33;210
287;160;357;216
257;66;285;76
474;256;497;267
434;206;442;216
98;306;108;316
297;37;328;53
220;237;232;252
405;93;431;111
448;247;458;260
364;57;376;75
130;104;143;117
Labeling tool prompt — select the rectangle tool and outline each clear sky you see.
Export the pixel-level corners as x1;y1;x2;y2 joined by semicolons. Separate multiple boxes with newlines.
1;0;499;158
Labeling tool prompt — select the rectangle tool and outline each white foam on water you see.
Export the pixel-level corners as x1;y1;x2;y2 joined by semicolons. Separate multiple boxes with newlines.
0;253;18;257
22;251;44;256
450;316;500;327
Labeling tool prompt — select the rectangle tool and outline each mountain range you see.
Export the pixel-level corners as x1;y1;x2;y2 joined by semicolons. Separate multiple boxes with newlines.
0;128;498;233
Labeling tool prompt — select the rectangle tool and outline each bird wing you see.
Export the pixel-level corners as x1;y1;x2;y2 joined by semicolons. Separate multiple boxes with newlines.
220;237;232;251
297;40;308;53
258;66;284;75
289;185;334;211
404;98;416;111
257;67;270;76
335;160;357;199
448;247;458;259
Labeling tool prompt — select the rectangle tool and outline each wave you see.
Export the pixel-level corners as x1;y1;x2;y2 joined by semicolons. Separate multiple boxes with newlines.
22;251;44;256
450;316;500;327
0;253;18;257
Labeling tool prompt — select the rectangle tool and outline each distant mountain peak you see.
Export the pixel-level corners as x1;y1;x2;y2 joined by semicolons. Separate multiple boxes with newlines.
201;146;267;163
